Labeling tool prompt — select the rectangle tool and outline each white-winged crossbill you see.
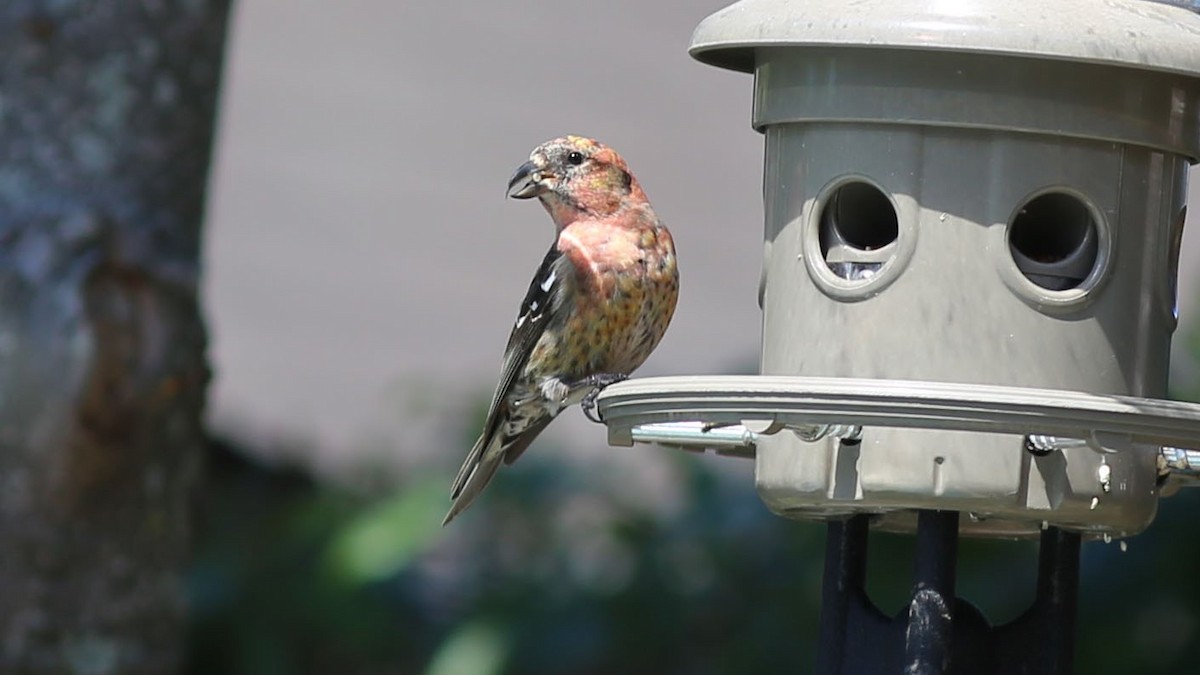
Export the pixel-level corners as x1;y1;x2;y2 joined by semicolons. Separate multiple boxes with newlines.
444;136;679;525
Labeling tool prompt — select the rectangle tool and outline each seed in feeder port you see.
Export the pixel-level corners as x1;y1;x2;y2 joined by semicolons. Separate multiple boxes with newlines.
1097;463;1111;493
1120;541;1128;553
1089;496;1098;510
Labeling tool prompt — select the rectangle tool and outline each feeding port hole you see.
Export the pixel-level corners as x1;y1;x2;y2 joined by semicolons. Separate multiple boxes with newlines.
1008;192;1100;291
819;181;899;281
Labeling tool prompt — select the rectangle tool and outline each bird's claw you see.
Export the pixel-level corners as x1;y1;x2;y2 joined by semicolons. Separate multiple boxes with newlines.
582;391;604;423
576;373;628;424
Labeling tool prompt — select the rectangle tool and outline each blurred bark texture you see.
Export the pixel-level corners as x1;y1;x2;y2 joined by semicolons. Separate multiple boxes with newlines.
0;2;229;673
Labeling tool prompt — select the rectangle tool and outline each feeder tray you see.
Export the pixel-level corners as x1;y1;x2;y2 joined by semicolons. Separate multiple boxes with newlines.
597;375;1200;536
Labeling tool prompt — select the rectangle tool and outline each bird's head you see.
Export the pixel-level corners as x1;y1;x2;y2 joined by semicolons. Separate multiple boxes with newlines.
507;136;645;226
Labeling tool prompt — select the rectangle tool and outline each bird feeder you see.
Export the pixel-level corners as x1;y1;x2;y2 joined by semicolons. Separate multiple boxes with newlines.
596;0;1200;672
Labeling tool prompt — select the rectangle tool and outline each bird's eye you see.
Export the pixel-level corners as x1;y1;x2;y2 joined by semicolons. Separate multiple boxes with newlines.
566;151;585;166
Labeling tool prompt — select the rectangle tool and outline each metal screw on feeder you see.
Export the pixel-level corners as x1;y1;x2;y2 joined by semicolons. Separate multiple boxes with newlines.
594;0;1200;672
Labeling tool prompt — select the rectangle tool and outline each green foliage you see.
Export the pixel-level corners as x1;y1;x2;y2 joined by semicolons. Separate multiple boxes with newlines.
322;478;445;586
188;376;1200;675
426;620;509;675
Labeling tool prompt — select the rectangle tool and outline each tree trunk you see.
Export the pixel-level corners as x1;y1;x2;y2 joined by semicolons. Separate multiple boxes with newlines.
0;2;230;672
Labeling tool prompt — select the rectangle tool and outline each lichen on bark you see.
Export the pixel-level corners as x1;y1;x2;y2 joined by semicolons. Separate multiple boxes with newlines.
0;2;230;673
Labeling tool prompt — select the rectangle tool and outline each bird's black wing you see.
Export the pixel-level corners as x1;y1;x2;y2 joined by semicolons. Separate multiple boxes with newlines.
449;244;571;501
485;244;572;436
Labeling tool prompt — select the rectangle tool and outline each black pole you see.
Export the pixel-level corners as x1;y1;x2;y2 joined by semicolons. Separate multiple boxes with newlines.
813;510;1080;674
815;515;870;675
1038;527;1080;672
904;510;960;674
992;526;1080;674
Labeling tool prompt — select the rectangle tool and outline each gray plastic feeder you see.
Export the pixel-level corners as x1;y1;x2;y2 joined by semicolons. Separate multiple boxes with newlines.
598;0;1200;538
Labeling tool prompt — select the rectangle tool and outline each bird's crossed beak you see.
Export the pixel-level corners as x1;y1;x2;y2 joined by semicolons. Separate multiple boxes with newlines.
507;160;546;199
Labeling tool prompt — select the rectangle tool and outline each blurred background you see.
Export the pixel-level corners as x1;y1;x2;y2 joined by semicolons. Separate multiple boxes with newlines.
192;1;1200;673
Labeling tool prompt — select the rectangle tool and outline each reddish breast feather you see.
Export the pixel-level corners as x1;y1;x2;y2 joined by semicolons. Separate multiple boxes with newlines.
557;220;645;296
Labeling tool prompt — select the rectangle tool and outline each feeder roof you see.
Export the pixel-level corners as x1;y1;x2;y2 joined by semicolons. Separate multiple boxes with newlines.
690;0;1200;78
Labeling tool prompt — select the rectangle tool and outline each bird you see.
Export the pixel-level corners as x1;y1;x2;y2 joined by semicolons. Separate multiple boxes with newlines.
443;135;679;525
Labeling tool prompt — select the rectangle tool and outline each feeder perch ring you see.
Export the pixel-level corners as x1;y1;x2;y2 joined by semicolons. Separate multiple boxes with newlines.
596;375;1200;485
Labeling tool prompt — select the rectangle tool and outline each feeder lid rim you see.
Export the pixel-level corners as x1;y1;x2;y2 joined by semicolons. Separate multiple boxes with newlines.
689;0;1200;77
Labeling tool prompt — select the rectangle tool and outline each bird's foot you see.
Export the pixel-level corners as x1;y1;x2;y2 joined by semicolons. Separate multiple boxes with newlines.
539;378;572;415
577;373;629;423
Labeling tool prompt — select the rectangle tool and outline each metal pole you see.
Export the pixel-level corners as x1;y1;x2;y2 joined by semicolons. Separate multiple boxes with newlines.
904;511;960;674
815;515;870;675
1037;527;1080;672
813;510;1081;673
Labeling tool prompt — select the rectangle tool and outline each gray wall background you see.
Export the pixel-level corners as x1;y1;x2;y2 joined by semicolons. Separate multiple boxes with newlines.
202;0;1200;469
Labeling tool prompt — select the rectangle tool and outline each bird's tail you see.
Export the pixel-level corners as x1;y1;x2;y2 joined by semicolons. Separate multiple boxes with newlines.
443;433;503;526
